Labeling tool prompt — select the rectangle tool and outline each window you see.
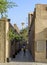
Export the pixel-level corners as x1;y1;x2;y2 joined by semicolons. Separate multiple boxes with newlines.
36;41;45;52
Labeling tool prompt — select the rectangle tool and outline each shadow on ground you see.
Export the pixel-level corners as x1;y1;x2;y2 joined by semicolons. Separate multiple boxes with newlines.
11;49;34;62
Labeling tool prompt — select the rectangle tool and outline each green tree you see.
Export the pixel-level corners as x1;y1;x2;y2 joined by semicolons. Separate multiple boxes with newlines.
0;0;17;18
8;29;15;41
20;27;28;41
8;29;21;42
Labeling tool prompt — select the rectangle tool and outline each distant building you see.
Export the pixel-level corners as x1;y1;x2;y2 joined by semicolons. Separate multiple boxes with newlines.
14;24;20;34
28;4;47;62
28;12;33;28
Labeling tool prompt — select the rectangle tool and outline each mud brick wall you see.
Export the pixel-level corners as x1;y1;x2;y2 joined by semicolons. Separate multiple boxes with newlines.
0;19;6;62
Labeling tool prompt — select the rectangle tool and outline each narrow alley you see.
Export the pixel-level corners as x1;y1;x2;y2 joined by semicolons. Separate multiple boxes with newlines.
5;50;47;65
11;49;33;62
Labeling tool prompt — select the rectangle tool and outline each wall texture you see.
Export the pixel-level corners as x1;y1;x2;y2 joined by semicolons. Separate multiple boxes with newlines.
0;19;6;62
0;18;20;63
28;4;47;62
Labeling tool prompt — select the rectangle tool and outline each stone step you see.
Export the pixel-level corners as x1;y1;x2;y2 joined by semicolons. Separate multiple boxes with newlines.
0;62;47;65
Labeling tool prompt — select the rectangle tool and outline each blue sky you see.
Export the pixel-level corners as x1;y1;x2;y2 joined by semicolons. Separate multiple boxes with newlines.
8;0;47;30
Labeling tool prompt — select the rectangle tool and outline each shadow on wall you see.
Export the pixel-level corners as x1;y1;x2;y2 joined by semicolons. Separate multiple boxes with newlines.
35;28;47;40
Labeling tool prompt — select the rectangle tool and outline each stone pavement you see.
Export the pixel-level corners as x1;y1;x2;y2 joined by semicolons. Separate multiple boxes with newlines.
0;49;47;65
0;62;47;65
11;49;33;62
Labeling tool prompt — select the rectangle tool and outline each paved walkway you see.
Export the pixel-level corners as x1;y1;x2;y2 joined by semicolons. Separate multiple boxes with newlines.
0;50;47;65
8;49;47;65
0;62;47;65
11;49;33;62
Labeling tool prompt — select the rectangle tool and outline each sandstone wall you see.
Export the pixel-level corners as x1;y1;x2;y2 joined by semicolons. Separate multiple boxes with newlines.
0;19;6;62
35;4;47;62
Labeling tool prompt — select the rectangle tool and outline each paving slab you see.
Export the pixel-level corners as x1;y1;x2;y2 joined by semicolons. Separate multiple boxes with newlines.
11;49;33;62
0;62;47;65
